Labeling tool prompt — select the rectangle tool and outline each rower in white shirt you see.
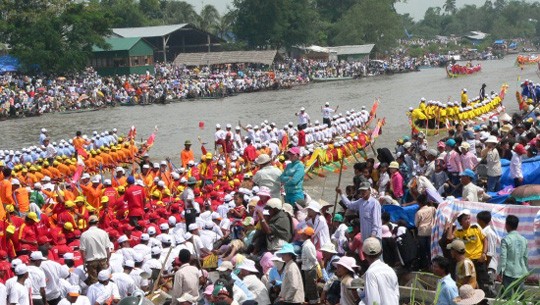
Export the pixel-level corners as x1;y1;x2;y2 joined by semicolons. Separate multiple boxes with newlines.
86;270;121;305
111;260;137;298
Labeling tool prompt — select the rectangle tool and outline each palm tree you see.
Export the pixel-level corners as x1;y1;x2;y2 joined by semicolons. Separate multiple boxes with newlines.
197;4;221;34
215;11;236;40
161;1;199;25
443;0;457;14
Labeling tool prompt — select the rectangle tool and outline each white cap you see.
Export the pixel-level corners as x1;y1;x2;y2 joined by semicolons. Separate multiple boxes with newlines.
300;107;305;111
142;164;150;169
103;179;112;186
160;161;167;166
216;124;221;128
91;176;100;183
226;124;232;129
160;223;169;230
14;264;28;275
151;247;162;255
115;167;124;173
117;235;129;244
147;227;156;235
63;253;74;260
188;223;198;231
157;181;165;187
42;176;51;182
41;128;47;133
11;179;20;186
141;233;150;241
97;270;111;281
30;251;46;261
11;258;22;268
81;173;90;179
168;216;177;225
123;260;135;268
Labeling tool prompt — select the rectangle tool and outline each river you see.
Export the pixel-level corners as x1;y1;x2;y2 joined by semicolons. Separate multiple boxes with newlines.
1;54;538;202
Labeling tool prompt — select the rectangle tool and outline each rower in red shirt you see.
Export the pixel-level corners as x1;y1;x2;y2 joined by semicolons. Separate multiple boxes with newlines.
57;200;78;229
99;196;115;229
124;176;146;226
17;212;40;253
243;138;257;163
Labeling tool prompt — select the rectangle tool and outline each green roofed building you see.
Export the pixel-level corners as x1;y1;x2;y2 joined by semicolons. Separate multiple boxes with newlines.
91;37;154;76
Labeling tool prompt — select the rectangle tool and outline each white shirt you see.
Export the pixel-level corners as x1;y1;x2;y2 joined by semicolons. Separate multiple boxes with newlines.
361;260;399;305
300;239;318;271
191;235;206;259
483;225;500;271
58;295;91;305
297;112;310;125
307;214;331;249
27;265;46;299
142;258;162;275
86;282;120;305
322;107;334;119
80;226;110;261
243;274;271;305
510;151;523;179
8;281;30;305
133;243;152;261
41;260;64;300
120;247;137;263
0;283;6;305
112;272;137;298
130;268;149;289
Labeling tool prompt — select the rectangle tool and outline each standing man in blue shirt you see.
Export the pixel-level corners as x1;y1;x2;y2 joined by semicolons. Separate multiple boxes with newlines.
432;256;458;305
498;215;528;294
336;181;382;240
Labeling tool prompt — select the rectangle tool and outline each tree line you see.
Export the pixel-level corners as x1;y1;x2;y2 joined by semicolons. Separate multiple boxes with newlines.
1;0;540;73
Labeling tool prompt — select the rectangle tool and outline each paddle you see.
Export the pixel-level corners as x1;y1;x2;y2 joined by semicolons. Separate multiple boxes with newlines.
331;158;344;224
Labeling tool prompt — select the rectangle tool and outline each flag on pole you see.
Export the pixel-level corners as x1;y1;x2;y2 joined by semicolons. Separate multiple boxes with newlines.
71;156;85;183
369;99;379;119
76;147;89;159
127;126;137;140
146;126;158;148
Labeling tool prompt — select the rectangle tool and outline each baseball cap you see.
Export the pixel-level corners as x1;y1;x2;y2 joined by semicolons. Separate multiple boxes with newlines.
14;264;28;275
97;270;111;281
30;251;46;261
446;239;466;253
362;237;382;255
88;215;99;224
216;261;234;272
298;226;315;236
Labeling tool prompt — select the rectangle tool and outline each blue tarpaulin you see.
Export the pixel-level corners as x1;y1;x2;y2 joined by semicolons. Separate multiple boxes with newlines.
494;40;505;45
382;204;418;228
500;155;540;187
509;42;518;49
0;55;19;73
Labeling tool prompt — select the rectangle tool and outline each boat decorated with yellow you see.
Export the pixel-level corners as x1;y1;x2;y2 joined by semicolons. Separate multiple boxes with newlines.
407;84;508;136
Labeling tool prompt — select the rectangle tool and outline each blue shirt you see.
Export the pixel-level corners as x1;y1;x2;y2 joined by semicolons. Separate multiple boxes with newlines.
279;160;305;194
436;274;458;305
268;267;282;287
340;195;382;240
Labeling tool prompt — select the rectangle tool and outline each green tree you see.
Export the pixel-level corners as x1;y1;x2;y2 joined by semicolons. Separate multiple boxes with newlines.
443;0;457;14
140;0;162;19
1;0;112;73
232;0;318;49
158;1;199;25
105;0;148;27
197;4;221;33
333;0;402;51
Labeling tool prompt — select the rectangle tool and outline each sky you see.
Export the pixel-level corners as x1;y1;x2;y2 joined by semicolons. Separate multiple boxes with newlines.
184;0;488;20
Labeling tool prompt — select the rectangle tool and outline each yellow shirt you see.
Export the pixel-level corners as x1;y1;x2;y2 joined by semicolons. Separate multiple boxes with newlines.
454;224;485;260
461;92;468;104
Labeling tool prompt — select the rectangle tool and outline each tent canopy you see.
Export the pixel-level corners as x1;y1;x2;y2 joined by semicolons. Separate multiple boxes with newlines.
173;50;277;66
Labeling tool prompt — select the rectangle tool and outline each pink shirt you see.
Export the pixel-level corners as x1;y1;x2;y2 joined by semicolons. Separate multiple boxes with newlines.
445;150;463;173
390;171;404;198
460;152;479;170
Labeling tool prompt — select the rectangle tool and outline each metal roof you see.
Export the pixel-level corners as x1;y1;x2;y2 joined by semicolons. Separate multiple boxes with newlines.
327;44;375;55
112;24;190;38
92;37;143;52
173;50;277;66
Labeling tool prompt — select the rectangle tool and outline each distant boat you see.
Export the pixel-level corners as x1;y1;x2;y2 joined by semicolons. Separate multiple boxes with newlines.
446;64;481;78
59;108;102;115
311;76;354;82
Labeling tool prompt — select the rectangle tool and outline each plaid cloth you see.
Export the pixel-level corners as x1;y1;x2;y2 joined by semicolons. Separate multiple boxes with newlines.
431;199;540;277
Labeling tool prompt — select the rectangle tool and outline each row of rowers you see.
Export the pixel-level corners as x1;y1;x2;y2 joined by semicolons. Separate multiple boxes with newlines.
213;108;371;150
0;176;270;255
408;92;503;122
0;142;138;182
0;153;266;215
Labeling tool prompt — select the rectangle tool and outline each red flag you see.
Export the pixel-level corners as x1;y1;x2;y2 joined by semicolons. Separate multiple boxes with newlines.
128;126;137;140
146;126;158;148
71;156;85;183
201;144;207;155
76;147;89;159
369;100;379;118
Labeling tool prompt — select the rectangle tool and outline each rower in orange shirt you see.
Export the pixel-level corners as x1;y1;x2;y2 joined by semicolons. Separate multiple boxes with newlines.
80;175;102;209
12;179;30;215
72;131;89;155
0;168;14;219
181;140;195;167
57;160;71;179
41;161;53;178
112;167;127;188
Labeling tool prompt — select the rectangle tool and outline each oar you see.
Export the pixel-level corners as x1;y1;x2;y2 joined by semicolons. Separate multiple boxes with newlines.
331;158;344;224
149;246;174;295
